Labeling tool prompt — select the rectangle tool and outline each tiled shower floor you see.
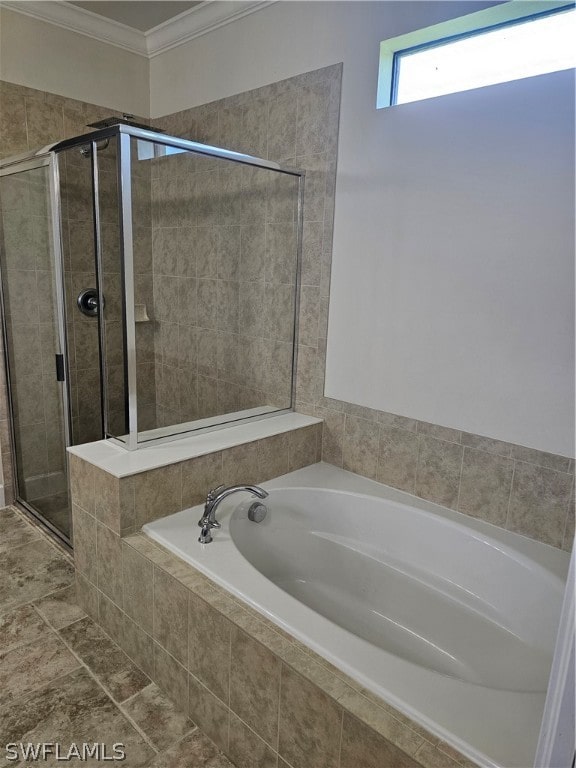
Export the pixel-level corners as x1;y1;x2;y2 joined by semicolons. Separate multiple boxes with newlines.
0;505;235;767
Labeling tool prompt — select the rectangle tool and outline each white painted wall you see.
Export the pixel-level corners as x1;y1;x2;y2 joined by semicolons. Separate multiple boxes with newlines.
150;1;575;457
327;68;575;457
0;7;149;115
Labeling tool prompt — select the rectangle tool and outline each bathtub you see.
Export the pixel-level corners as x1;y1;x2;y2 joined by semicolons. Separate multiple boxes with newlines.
143;462;570;768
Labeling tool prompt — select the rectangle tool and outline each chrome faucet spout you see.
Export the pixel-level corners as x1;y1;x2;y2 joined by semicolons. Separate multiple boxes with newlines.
197;484;268;543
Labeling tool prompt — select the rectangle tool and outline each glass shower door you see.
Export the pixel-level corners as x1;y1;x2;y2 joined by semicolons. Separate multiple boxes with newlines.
0;158;71;542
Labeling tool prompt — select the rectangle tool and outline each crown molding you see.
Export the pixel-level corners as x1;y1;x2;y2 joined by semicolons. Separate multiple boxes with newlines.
0;1;276;59
0;1;148;56
146;1;275;57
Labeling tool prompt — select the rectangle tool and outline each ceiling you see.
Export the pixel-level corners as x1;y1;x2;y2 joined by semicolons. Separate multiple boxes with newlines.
68;1;202;32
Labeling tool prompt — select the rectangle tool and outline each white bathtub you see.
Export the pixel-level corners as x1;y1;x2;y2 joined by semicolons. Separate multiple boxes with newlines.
143;463;570;768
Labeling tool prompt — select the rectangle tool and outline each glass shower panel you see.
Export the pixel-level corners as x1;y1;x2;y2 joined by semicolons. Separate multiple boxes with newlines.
94;136;129;439
114;136;300;446
59;144;103;445
0;164;70;537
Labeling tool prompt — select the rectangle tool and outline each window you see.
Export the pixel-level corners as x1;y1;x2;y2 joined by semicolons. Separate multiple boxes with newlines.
378;2;576;108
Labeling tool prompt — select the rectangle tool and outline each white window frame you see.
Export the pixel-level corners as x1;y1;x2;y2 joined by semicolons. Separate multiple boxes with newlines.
377;0;574;109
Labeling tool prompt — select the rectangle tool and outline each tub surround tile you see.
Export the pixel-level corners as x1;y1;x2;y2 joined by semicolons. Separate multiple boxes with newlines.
154;642;189;716
342;415;379;480
378;425;419;494
94;468;135;533
507;461;573;547
133;463;183;529
414;741;467;768
96;521;123;605
182;451;224;508
460;432;512;458
258;433;290;482
188;674;230;753
288;423;321;471
337;689;425;758
153;566;188;666
316;406;345;467
188;591;232;704
69;454;95;514
278;664;342;768
71;503;97;584
510;444;571;473
120;613;156;681
230;628;282;748
562;481;575;551
340;713;421;768
457;448;514;526
314;404;573;551
98;589;125;647
417;421;462;444
415;435;463;508
75;571;99;622
122;541;154;634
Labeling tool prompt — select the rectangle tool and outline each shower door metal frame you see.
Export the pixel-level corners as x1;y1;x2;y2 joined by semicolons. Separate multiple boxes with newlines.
49;123;306;450
0;150;73;548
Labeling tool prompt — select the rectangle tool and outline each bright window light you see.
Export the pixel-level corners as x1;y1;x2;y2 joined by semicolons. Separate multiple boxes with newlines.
393;6;576;105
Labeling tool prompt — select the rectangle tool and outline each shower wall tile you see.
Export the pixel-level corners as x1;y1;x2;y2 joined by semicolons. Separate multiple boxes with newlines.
377;425;419;494
507;461;573;547
458;449;514;526
148;64;342;432
415;435;463;509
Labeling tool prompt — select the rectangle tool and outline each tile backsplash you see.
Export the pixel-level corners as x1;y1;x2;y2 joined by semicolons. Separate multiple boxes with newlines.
309;398;575;550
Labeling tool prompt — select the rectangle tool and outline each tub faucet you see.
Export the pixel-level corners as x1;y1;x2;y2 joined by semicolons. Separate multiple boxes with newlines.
198;484;268;544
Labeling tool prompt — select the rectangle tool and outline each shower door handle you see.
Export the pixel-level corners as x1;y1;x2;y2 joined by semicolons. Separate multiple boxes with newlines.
55;354;65;382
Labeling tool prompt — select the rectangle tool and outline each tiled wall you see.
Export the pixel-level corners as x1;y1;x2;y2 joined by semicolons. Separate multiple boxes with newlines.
70;422;321;536
71;465;478;768
308;400;575;551
146;151;298;427
149;64;341;429
0;80;133;504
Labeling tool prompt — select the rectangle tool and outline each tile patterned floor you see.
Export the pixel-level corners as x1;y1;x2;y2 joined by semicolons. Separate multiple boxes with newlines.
0;505;235;768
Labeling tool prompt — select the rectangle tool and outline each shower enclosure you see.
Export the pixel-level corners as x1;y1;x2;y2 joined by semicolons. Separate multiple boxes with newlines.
0;121;304;546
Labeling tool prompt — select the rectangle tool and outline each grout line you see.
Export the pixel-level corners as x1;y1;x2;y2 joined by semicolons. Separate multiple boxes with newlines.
52;615;160;755
0;580;77;621
276;663;283;756
504;460;517;532
337;706;344;768
455;445;465;512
